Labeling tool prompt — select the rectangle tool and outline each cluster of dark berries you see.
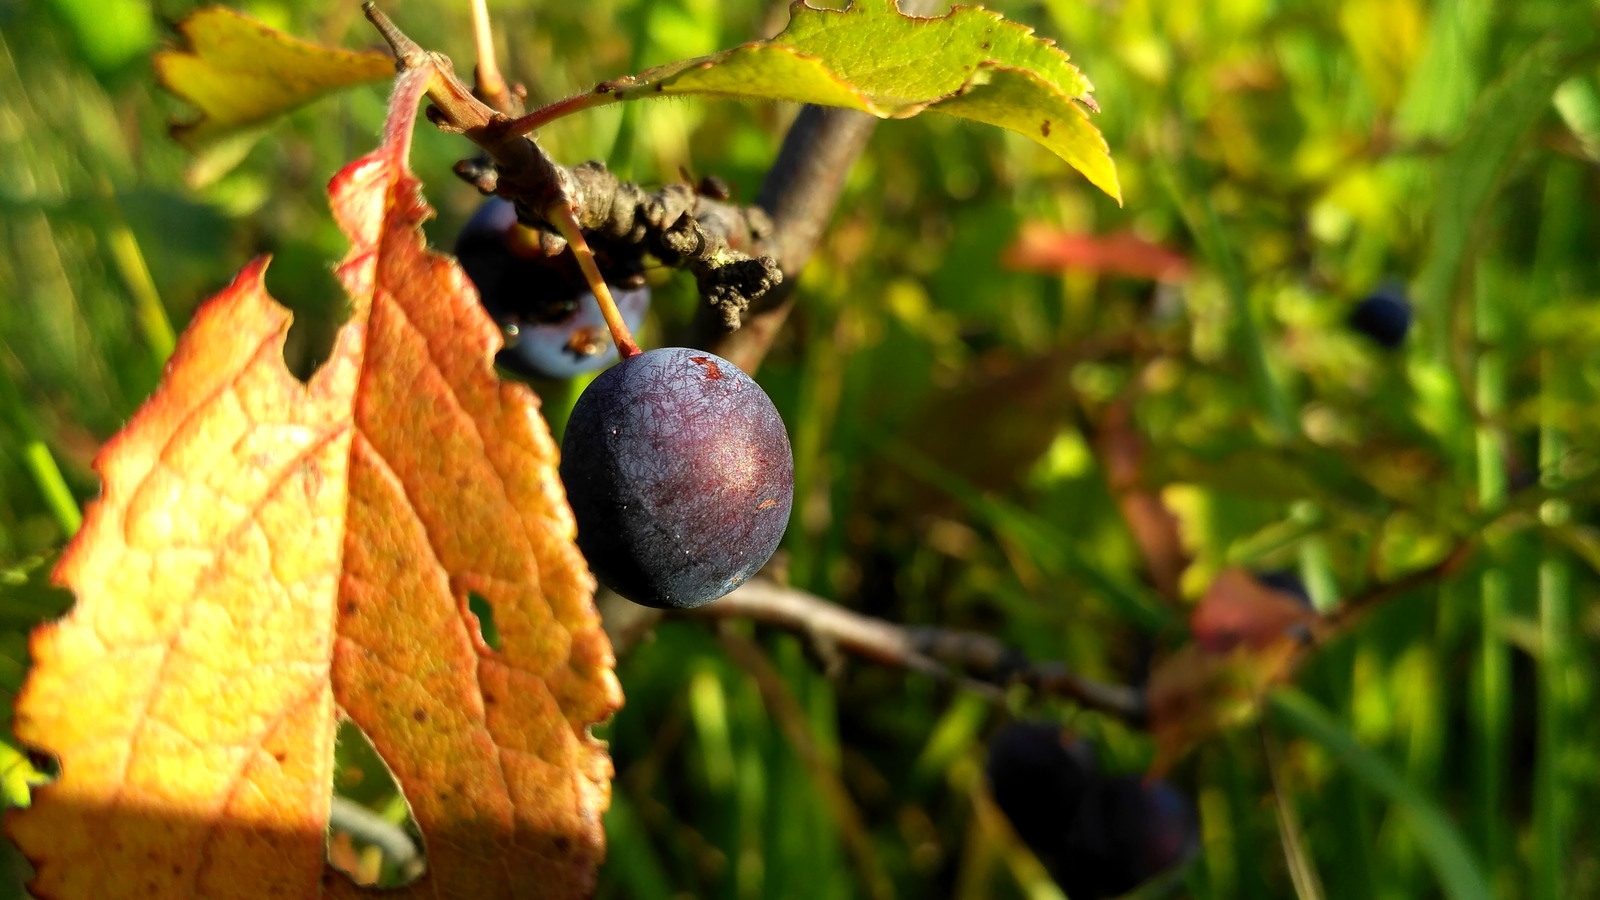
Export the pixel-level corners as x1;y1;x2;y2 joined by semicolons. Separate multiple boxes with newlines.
986;721;1199;899
1348;282;1412;349
456;200;794;610
455;198;650;379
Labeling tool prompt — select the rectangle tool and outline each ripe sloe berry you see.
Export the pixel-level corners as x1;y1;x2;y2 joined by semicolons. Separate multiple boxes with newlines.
455;198;649;379
559;347;794;609
1349;283;1411;349
986;721;1199;899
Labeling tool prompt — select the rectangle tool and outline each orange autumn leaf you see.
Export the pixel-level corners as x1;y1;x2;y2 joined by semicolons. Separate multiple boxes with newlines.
6;67;621;900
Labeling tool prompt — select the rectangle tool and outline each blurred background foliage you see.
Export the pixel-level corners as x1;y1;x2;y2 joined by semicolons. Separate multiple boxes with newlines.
2;0;1600;897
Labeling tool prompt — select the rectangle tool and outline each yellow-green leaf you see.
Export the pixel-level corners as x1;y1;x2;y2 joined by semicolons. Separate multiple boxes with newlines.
155;8;393;182
594;0;1118;201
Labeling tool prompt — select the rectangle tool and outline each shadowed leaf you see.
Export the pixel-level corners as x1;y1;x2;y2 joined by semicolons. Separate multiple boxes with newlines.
6;68;621;899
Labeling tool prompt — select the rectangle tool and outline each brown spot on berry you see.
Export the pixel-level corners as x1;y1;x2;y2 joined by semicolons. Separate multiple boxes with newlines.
690;356;723;380
413;709;428;723
981;41;991;50
1041;120;1051;137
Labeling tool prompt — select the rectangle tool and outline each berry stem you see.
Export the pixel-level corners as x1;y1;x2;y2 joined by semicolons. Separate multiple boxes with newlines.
548;203;642;359
468;0;512;115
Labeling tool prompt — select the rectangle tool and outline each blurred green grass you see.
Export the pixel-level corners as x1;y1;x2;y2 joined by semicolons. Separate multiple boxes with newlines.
2;0;1600;897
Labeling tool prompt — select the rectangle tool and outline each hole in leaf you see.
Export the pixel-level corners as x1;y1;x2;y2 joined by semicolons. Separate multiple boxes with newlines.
265;243;350;383
328;718;425;888
468;591;501;651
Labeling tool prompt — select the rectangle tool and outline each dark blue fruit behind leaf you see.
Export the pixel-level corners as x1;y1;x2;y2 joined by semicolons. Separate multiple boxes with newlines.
1348;283;1412;349
986;721;1199;899
1255;569;1313;609
455;198;649;379
559;347;794;609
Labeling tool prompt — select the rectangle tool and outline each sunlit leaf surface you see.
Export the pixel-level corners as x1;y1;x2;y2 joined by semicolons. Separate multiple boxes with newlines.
7;69;621;899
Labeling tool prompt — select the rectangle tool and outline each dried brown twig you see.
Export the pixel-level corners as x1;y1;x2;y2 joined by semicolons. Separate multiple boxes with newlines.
364;3;782;331
603;579;1149;721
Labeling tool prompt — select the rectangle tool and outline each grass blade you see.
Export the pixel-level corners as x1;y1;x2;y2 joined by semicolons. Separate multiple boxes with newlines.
1270;687;1493;900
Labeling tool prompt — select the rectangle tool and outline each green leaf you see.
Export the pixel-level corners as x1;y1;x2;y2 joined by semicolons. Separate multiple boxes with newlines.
582;0;1118;201
0;739;48;809
0;554;73;630
1270;688;1493;900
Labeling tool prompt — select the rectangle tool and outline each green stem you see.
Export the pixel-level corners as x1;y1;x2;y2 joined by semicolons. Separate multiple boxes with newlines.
1531;159;1580;900
1471;265;1507;874
100;179;176;363
0;365;81;537
1155;159;1294;442
1271;688;1493;900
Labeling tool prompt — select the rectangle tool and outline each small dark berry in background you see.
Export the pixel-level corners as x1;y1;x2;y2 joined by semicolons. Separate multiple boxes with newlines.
559;347;794;609
986;721;1199;899
455;198;649;380
1348;283;1412;349
1255;570;1312;609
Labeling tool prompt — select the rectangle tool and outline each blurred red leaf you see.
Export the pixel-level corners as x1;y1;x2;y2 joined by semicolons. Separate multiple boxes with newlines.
1002;223;1192;282
1189;568;1321;653
1147;569;1321;774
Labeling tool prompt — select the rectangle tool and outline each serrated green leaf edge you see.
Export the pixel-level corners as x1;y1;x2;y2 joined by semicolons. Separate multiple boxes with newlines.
600;0;1119;202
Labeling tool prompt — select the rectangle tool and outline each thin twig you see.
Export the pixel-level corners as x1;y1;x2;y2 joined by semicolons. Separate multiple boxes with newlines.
671;579;1147;720
1325;539;1476;630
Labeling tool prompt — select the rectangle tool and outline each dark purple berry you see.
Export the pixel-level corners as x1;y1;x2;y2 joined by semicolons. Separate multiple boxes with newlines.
1063;776;1200;899
986;721;1097;859
1349;283;1411;349
559;347;793;609
987;721;1199;899
455;198;649;379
